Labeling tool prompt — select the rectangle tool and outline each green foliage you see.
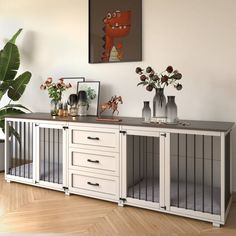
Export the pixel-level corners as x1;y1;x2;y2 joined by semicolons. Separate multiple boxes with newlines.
0;29;32;134
40;78;71;103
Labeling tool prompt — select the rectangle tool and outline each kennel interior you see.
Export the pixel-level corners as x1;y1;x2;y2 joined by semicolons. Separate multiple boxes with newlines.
127;135;160;203
126;131;231;216
39;126;63;184
6;121;34;179
6;121;63;185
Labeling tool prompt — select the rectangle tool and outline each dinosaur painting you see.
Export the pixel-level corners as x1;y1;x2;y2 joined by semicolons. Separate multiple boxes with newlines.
89;0;142;63
102;10;131;62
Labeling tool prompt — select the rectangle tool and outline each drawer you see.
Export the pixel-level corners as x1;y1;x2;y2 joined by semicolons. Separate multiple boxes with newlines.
70;149;119;175
69;127;119;152
69;171;119;198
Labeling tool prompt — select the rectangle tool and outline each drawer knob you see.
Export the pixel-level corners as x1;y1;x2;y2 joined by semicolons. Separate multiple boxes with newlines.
87;159;100;164
87;136;100;140
87;181;99;187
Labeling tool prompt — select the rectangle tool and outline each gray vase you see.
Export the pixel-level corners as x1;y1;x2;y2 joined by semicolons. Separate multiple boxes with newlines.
153;88;166;119
166;96;178;123
142;101;151;123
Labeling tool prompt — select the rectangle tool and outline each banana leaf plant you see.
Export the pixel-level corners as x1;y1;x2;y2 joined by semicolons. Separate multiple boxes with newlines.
0;29;32;137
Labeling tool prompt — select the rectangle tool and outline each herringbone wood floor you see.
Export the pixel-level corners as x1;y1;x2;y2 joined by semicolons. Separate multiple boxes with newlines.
0;173;236;235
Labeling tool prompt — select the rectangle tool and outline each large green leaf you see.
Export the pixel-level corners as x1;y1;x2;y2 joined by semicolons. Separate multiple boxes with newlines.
8;28;22;44
0;107;25;120
0;104;31;112
0;42;20;82
8;71;31;101
0;80;11;100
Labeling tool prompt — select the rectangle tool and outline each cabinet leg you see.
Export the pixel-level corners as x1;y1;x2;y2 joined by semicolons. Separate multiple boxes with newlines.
6;179;11;183
212;222;221;228
65;190;70;196
118;200;124;207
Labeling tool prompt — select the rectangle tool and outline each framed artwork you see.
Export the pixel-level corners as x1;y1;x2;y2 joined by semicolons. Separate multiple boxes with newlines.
62;77;85;102
89;0;142;63
77;81;100;116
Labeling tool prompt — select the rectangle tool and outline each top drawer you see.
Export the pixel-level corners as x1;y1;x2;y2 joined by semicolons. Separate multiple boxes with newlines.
69;126;119;152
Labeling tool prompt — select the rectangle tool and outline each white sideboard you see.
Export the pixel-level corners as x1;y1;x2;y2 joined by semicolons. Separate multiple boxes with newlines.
4;113;234;227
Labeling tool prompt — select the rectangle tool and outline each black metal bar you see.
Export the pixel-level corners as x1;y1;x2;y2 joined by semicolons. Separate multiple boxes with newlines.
177;134;180;208
194;134;196;211
143;136;145;200
152;137;154;202
145;136;147;201
19;122;22;177
13;121;16;176
202;135;205;212
28;122;30;179
139;136;141;200
48;128;50;182
58;129;60;184
24;122;26;178
53;129;55;183
31;123;33;179
211;136;214;214
132;135;134;198
185;134;188;209
8;121;14;176
8;121;13;176
44;128;46;181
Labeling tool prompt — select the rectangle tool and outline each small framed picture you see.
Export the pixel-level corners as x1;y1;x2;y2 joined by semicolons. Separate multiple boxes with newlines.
62;77;85;102
77;81;100;116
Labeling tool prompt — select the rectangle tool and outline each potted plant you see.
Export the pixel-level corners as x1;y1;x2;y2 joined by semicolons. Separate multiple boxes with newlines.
0;29;32;170
40;77;71;116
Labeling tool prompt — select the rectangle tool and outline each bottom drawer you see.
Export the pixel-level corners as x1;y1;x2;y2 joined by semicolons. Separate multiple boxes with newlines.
69;170;119;201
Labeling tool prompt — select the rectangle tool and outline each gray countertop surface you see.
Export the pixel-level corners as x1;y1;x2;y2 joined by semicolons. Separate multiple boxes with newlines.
6;113;234;133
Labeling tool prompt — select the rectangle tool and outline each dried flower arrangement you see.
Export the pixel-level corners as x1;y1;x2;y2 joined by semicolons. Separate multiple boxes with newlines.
135;66;183;91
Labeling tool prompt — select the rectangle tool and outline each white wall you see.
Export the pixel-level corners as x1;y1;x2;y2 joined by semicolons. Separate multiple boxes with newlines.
0;0;236;189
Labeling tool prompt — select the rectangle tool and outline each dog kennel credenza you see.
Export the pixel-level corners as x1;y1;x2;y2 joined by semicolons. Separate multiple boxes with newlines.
4;113;234;226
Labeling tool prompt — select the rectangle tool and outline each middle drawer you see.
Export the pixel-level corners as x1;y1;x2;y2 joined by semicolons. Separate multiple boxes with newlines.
69;148;119;176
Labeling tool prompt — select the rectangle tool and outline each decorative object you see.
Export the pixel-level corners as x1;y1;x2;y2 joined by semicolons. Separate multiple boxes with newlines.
0;28;32;136
142;101;151;123
63;103;68;117
153;88;167;119
136;65;183;121
58;102;64;117
77;81;100;116
40;78;72;116
166;96;178;124
78;90;88;116
50;100;58;117
62;77;85;102
68;94;78;117
89;0;142;63
97;95;123;122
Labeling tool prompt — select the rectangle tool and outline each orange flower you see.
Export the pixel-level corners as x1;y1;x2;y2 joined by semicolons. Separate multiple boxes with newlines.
45;77;52;84
58;78;64;84
66;83;72;88
40;84;46;90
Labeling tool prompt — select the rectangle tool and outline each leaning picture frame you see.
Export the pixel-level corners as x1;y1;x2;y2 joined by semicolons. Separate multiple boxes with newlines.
62;77;85;102
89;0;142;63
77;81;100;116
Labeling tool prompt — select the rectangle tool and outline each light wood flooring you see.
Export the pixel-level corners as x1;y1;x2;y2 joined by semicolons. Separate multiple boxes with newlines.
0;173;236;235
